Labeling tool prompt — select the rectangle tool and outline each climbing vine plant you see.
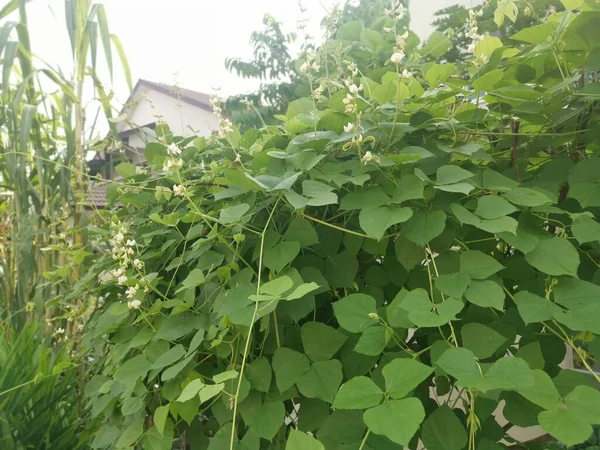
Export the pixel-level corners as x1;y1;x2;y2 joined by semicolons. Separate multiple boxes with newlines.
81;1;600;449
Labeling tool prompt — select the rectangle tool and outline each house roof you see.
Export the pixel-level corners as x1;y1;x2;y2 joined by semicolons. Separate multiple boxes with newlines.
134;79;213;112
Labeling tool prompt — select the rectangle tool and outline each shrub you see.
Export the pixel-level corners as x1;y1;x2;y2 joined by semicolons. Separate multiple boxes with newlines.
83;1;600;449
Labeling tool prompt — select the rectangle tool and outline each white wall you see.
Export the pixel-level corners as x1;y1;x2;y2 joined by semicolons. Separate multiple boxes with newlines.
119;86;219;138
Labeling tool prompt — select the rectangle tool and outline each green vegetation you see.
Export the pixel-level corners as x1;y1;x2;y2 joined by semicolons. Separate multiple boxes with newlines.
4;0;600;449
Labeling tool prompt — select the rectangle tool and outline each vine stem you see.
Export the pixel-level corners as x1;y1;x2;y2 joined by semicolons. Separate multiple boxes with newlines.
358;429;371;450
229;197;281;450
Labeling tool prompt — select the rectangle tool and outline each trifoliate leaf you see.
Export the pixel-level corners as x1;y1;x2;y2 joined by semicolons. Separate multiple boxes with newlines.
359;206;413;240
333;293;378;333
297;360;343;403
333;376;384;409
363;398;425;446
421;406;468;450
272;348;310;392
382;358;434;399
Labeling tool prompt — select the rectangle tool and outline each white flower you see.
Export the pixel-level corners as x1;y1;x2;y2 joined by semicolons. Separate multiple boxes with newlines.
127;299;141;309
56;327;65;334
353;134;364;145
300;61;310;73
127;248;134;255
118;275;128;285
113;267;124;277
361;151;373;163
348;84;363;94
383;26;393;32
114;232;124;243
401;69;413;79
126;239;136;247
219;118;233;138
172;185;186;197
133;258;143;270
167;143;181;157
344;122;355;133
390;51;405;64
343;94;354;105
125;284;139;300
311;62;320;71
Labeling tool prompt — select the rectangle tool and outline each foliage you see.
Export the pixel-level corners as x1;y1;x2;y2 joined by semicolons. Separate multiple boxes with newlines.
0;322;96;448
80;0;600;449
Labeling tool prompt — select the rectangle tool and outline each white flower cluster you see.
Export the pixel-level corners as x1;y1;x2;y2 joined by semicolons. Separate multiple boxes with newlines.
385;0;406;20
299;48;320;75
172;184;186;197
163;142;183;172
390;31;409;65
108;221;146;308
466;9;484;54
210;94;233;139
343;80;363;114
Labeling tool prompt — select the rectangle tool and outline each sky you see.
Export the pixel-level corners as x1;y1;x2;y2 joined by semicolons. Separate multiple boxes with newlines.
21;0;484;109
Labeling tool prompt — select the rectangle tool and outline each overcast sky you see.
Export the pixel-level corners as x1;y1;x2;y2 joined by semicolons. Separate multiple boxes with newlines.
22;0;483;107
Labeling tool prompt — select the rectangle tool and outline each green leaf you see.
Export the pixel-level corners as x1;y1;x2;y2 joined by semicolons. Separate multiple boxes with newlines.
475;357;534;392
465;280;505;310
260;276;294;297
176;379;204;403
572;215;600;244
284;218;319;247
383;358;434;399
264;241;301;272
333;376;384;409
525;237;580;277
285;429;325;450
422;31;451;58
286;282;320;300
157;313;196;340
538;408;593;447
461;323;506;359
154;404;170;436
402;210;447;247
114;355;151;383
151;344;185;370
363;398;425;446
302;180;338;206
392;175;424;204
354;326;390;356
337;20;363;41
360;28;383;52
513;291;560;325
394;234;424;270
297;360;343;403
472;69;504;92
199;383;224;403
401;289;464;327
333;293;378;333
115;162;136;178
245;401;284;440
387;289;414;328
436;165;473;185
421;406;468;450
425;64;455;86
503;188;554;207
180;269;205;290
475;195;518;219
435;347;480;381
435;273;471;298
219;203;250;224
554;278;600;309
460;251;505;280
272;348;310;392
213;370;239;383
340;187;390;210
301;322;347;362
517;370;561;410
511;22;556;44
359;206;413;240
565;385;600;423
246;357;272;392
475;35;503;58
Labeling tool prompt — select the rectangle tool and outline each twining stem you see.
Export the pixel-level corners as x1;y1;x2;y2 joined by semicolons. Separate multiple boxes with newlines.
358;429;371;450
467;389;479;450
229;197;281;450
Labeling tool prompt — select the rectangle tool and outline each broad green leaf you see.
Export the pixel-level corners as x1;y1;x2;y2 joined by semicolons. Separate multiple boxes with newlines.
425;63;455;86
392;175;424;204
422;31;451;57
387;289;414;328
460;251;505;280
297;360;343;403
157;313;196;341
565;385;600;424
260;276;294;297
337;20;363;41
272;348;310;391
474;357;534;392
180;269;205;290
264;241;301;273
154;404;170;436
394;234;424;270
539;408;593;447
199;383;224;403
284;218;319;247
461;323;506;359
511;22;555;44
114;355;151;383
472;69;504;92
285;429;325;450
301;322;347;362
517;370;561;410
503;188;554;207
302;180;338;206
363;398;425;446
333;293;378;333
525;237;580;277
361;28;383;52
372;81;398;105
286;282;320;300
115;162;136;178
245;401;285;440
176;379;204;403
401;289;464;327
475;35;503;58
382;358;434;399
340;187;390;210
436;165;473;185
475;195;518;219
402;210;447;247
333;376;384;409
554;278;600;309
421;406;468;450
354;326;390;356
359;206;413;240
513;291;560;325
246;356;272;392
151;344;185;370
465;280;505;310
435;347;480;381
219;203;250;224
325;250;359;288
572;215;600;244
213;370;239;383
434;273;471;298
